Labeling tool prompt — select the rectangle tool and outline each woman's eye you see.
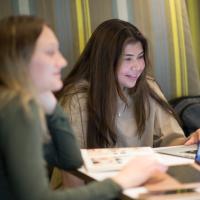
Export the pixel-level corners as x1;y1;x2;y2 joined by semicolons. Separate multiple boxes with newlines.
138;55;144;59
46;50;55;56
124;57;132;61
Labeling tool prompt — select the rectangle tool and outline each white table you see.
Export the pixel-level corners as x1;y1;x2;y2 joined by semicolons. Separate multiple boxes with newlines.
71;152;195;199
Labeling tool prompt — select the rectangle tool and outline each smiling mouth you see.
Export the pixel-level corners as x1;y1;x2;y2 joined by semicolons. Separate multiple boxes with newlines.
126;75;138;80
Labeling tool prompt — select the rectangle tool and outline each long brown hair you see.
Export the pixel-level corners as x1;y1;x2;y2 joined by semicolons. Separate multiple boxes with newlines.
58;19;179;148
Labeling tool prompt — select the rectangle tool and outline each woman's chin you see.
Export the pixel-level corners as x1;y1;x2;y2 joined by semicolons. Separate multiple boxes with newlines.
51;82;63;92
124;81;136;89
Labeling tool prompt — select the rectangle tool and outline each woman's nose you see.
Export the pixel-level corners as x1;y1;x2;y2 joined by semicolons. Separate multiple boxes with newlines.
131;60;140;70
57;52;67;69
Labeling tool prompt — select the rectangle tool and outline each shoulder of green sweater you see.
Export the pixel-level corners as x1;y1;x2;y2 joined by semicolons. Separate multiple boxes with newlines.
0;94;38;119
0;95;41;150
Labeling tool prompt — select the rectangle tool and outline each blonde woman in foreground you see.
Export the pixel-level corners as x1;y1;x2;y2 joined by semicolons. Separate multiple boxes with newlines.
0;15;167;200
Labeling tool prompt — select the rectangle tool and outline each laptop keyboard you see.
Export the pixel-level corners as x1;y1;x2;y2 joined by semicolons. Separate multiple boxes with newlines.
178;149;197;159
167;164;200;183
178;152;196;159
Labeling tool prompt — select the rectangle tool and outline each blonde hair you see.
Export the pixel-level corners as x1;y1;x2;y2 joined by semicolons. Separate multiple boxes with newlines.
0;15;49;140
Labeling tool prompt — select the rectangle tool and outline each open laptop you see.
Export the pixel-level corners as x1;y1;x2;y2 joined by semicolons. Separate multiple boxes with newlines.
165;142;200;184
155;144;197;159
138;144;200;199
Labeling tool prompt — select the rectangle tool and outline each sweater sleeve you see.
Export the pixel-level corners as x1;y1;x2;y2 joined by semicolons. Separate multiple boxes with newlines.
148;79;185;147
43;104;83;170
60;92;88;148
0;99;122;200
154;101;185;147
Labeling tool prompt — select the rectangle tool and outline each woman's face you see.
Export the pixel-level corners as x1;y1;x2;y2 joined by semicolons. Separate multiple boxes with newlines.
117;42;145;89
29;25;67;93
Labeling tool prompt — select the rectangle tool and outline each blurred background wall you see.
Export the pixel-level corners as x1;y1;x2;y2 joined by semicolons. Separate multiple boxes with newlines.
0;0;199;99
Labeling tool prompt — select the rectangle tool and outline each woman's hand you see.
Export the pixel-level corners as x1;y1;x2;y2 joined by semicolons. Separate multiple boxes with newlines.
37;92;57;114
184;128;200;145
111;155;167;189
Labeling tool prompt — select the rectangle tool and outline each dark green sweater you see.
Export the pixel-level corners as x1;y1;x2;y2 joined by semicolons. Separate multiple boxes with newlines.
0;96;121;200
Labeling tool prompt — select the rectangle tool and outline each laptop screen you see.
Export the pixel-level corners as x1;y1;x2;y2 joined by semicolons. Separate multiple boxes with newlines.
195;141;200;165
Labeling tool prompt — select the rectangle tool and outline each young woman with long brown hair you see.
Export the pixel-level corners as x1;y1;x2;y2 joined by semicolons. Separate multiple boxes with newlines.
56;19;200;188
58;19;199;148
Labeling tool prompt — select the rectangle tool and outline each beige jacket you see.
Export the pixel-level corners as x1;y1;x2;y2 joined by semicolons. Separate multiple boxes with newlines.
60;78;185;148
